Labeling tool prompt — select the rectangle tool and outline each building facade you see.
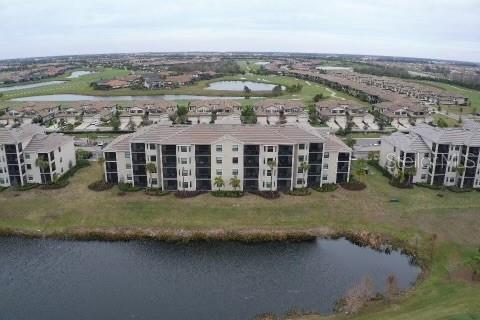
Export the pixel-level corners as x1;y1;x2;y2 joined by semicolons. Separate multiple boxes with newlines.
103;124;352;191
0;124;76;187
379;122;480;188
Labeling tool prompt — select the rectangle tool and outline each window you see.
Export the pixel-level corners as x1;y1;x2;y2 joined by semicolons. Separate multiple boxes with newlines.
266;182;272;188
26;164;32;170
232;145;239;152
267;146;274;152
299;155;305;162
58;147;61;152
322;176;328;181
183;182;189;189
297;178;303;185
151;178;158;185
25;153;30;160
150;155;156;162
180;158;188;164
266;170;272;177
323;164;328;169
127;174;132;180
28;175;33;181
232;169;238;176
324;152;330;158
180;146;188;152
216;157;223;164
51;162;56;171
232;157;238;164
421;174;427;179
0;178;4;184
60;157;62;163
216;144;223;152
298;167;302;174
267;158;274;164
182;169;188;176
125;152;131;159
216;169;222;176
126;163;131;169
299;144;305;150
150;144;156;150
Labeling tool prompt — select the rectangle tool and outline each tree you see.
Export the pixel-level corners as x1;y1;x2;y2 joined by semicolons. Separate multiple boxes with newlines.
243;86;251;99
146;162;157;188
404;165;417;186
345;136;355;148
300;161;310;188
175;105;189;124
367;151;379;162
35;157;50;174
110;116;120;131
307;104;318;125
229;176;241;191
386;274;400;299
267;159;276;192
241;105;257;124
437;117;449;128
272;85;283;96
214;176;225;191
340;276;374;314
97;156;106;182
313;93;323;102
354;159;368;183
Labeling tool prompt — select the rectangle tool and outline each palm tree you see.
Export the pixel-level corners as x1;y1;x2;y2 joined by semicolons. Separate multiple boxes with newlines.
97;156;106;182
229;176;241;191
214;176;225;191
404;166;417;186
146;162;157;188
35;157;50;184
300;161;310;188
355;159;368;183
267;159;277;192
456;165;465;185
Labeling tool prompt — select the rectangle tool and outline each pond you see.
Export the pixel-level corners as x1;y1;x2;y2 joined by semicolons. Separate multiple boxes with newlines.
0;237;420;320
0;81;66;93
10;94;259;102
206;81;283;91
66;70;93;78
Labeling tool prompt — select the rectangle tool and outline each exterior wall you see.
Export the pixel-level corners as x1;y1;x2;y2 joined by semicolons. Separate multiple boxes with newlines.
176;144;196;191
293;144;309;188
210;139;244;191
0;146;9;186
258;144;278;191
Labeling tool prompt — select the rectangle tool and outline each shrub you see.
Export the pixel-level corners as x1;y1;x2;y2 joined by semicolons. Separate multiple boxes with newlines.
211;190;244;198
13;183;39;191
314;183;338;192
415;182;443;190
145;188;169;197
88;180;113;191
118;183;142;192
76;149;93;160
447;186;474;193
340;181;367;191
174;190;204;198
285;188;311;196
0;186;8;192
41;180;70;190
250;190;280;199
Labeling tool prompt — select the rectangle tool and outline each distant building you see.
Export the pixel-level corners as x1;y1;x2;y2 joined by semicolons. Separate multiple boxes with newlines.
379;122;480;188
0;124;76;186
102;124;352;191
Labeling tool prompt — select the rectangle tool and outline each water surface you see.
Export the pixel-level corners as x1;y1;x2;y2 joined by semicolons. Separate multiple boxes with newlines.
206;80;282;91
0;81;66;92
0;237;419;320
66;70;93;78
11;94;257;102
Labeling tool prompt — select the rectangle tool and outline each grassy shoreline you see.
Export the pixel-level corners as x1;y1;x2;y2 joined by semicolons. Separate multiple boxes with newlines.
0;163;479;319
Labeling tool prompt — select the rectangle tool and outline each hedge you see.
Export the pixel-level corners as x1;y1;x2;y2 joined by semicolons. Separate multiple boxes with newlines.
118;183;142;192
211;190;244;198
340;181;367;191
88;180;114;191
314;184;338;192
285;188;311;196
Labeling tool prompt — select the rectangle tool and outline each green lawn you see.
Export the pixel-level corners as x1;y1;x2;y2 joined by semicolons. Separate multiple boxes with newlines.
0;162;479;319
433;114;461;128
0;70;365;107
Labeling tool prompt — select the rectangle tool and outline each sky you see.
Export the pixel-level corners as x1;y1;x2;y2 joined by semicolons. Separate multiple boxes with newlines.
0;0;479;62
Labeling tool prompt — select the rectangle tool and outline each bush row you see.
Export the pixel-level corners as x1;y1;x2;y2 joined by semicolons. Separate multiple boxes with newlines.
88;180;114;191
285;188;311;196
313;183;338;192
249;190;281;199
211;190;244;198
118;183;142;192
13;183;39;191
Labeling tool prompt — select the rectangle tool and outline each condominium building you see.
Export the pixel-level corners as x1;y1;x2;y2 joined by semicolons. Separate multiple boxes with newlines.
379;121;480;188
102;124;352;191
0;124;76;186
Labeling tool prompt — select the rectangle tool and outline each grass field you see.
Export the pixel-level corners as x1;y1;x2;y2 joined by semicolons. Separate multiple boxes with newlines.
0;69;365;106
0;162;479;319
432;114;461;127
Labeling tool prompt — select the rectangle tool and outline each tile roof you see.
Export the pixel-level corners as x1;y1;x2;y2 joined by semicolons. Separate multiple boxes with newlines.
23;133;73;152
0;124;45;144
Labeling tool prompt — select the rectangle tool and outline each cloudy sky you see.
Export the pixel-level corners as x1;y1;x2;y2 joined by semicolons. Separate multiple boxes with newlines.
0;0;479;62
